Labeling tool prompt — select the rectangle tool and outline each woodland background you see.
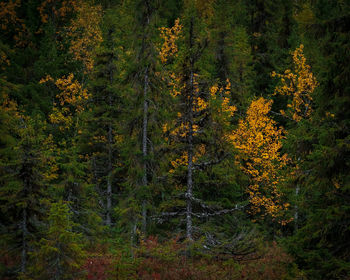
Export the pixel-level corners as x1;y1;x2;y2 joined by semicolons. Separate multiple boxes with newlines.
0;0;349;279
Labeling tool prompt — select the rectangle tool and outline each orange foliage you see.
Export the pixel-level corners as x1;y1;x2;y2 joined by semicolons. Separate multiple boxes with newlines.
209;79;237;119
169;144;206;173
229;97;290;221
65;1;103;73
0;49;10;70
272;44;318;122
37;0;79;24
40;73;89;130
0;0;29;47
159;18;182;64
0;0;20;30
0;91;21;120
159;20;236;180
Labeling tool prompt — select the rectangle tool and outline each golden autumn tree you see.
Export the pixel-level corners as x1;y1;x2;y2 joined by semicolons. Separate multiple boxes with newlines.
40;73;89;131
229;97;290;222
272;44;318;122
65;1;103;73
159;18;182;64
271;44;318;226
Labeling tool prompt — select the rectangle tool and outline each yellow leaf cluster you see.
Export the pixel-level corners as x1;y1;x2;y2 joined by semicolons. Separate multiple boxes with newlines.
37;0;79;24
168;72;184;97
229;97;289;219
0;0;20;30
210;79;237;118
0;50;10;70
159;18;182;64
169;144;206;173
65;1;102;73
0;0;29;47
1;91;21;120
272;44;317;122
168;122;200;138
41;73;89;130
41;133;59;181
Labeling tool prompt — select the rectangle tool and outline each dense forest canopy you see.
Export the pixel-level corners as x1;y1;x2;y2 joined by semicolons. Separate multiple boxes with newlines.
0;0;349;279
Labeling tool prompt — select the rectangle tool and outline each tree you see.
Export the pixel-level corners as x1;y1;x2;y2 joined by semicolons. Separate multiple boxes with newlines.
229;97;290;223
82;8;125;227
40;73;103;244
285;2;350;278
246;0;296;96
159;11;242;242
0;112;57;276
272;44;318;122
27;201;86;280
64;1;103;74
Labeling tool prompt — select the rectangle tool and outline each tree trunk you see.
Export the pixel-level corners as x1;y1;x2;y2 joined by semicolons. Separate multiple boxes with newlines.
106;46;114;226
186;18;194;242
142;66;149;235
21;207;27;273
106;95;113;225
294;184;299;231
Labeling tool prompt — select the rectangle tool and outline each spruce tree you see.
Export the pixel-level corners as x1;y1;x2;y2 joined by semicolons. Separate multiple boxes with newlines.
27;201;86;280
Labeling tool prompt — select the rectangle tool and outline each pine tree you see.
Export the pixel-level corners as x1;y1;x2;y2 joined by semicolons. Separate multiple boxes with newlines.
82;5;125;227
0;111;57;276
158;5;244;243
247;0;295;96
27;201;86;280
285;1;350;278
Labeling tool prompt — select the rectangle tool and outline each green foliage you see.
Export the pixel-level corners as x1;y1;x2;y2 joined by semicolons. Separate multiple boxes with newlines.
26;201;86;279
1;0;349;279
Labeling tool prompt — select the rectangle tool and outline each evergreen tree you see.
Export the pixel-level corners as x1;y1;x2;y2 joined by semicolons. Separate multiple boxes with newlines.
158;3;246;244
0;113;56;276
285;1;350;278
27;201;86;280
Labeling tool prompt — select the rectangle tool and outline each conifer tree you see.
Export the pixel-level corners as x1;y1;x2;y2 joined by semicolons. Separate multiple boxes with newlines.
82;5;126;227
0;112;57;276
158;5;243;242
284;2;350;278
27;201;86;280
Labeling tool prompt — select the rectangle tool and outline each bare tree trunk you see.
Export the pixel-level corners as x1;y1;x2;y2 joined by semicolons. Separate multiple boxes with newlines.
294;184;299;231
142;66;149;235
186;70;194;241
106;45;115;226
21;207;27;273
130;221;137;258
55;245;62;280
140;0;151;236
106;90;113;226
186;18;194;242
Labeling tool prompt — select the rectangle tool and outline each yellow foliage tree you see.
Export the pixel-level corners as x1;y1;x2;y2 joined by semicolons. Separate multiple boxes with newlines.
40;73;89;131
65;1;103;73
159;18;182;64
272;44;318;122
229;97;290;222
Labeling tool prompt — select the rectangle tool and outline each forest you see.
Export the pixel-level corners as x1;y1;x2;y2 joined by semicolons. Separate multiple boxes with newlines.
0;0;349;279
